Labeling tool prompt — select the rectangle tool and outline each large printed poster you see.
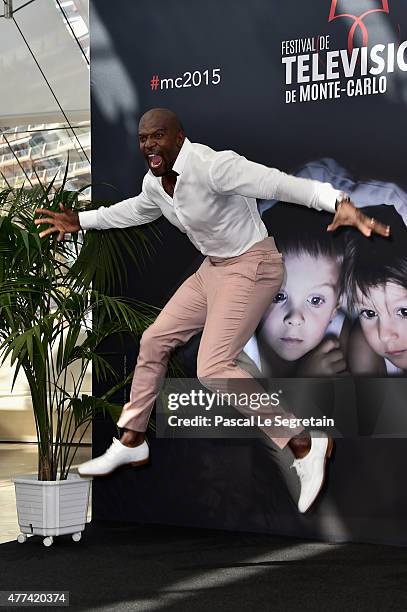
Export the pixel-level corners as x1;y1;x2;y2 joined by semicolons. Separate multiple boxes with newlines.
90;1;407;543
244;0;407;381
245;187;407;380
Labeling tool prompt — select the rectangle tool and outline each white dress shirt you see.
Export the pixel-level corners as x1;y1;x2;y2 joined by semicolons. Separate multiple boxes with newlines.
259;157;407;226
79;138;340;257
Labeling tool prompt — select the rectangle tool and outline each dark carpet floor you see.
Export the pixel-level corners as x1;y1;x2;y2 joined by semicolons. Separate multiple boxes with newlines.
1;522;407;611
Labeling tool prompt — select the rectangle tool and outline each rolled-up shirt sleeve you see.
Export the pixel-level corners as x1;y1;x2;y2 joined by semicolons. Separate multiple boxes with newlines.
209;151;340;214
78;179;162;230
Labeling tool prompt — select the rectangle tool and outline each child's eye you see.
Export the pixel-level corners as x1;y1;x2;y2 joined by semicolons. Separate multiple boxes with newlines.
396;307;407;318
272;291;287;304
307;295;325;307
360;309;377;319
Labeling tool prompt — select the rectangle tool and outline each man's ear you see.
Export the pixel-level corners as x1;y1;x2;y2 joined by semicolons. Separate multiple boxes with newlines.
177;132;185;148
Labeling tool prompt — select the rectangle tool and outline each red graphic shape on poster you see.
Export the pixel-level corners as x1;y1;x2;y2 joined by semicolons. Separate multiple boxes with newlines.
328;0;390;51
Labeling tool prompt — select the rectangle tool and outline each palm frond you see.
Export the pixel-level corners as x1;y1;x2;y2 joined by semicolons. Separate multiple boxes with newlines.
0;173;172;480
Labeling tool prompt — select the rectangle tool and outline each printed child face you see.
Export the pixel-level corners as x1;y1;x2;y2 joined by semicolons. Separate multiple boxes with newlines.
260;253;340;361
356;282;407;371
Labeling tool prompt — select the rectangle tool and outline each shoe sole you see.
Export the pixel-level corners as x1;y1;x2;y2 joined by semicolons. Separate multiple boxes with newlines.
302;436;334;513
78;457;150;477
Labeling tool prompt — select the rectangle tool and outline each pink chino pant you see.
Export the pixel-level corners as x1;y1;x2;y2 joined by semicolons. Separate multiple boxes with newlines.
116;236;303;448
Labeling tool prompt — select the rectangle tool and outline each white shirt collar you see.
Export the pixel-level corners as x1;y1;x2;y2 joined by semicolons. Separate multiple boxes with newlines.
172;137;192;176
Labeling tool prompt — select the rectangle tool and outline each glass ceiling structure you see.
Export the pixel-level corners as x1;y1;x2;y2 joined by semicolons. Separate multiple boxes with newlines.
0;0;90;195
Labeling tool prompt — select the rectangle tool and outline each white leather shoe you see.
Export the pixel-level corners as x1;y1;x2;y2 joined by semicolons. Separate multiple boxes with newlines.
77;438;149;477
291;431;333;513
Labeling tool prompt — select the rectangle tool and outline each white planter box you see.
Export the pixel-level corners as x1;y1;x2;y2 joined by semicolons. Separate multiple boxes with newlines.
13;473;92;546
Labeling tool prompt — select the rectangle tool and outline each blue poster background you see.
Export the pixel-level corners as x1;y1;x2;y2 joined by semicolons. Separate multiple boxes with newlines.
90;0;407;544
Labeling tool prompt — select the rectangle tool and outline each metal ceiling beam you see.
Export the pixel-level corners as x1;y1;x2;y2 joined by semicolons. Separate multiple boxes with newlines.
4;0;13;19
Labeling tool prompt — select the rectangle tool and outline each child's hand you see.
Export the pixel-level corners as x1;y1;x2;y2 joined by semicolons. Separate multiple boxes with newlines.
327;200;391;238
296;337;348;377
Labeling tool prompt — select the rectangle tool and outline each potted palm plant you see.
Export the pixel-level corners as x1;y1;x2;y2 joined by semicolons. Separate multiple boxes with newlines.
0;174;160;547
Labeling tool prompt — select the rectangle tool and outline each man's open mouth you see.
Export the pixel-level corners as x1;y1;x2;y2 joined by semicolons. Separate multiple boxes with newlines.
148;154;163;169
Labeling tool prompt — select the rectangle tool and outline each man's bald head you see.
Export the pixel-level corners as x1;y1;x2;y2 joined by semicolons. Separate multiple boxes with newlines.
139;108;184;134
138;108;185;177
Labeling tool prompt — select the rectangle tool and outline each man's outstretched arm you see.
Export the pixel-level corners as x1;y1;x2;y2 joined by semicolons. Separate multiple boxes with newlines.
34;204;80;241
35;181;162;241
209;151;390;237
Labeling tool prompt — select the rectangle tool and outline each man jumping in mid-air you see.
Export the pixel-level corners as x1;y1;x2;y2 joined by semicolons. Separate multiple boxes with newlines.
35;108;389;512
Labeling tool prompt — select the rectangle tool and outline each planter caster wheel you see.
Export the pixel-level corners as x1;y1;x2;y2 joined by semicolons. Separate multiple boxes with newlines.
17;533;27;544
72;532;82;543
43;537;54;547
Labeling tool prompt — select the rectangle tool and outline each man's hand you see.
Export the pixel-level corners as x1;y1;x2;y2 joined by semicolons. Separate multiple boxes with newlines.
34;204;81;241
326;200;391;238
